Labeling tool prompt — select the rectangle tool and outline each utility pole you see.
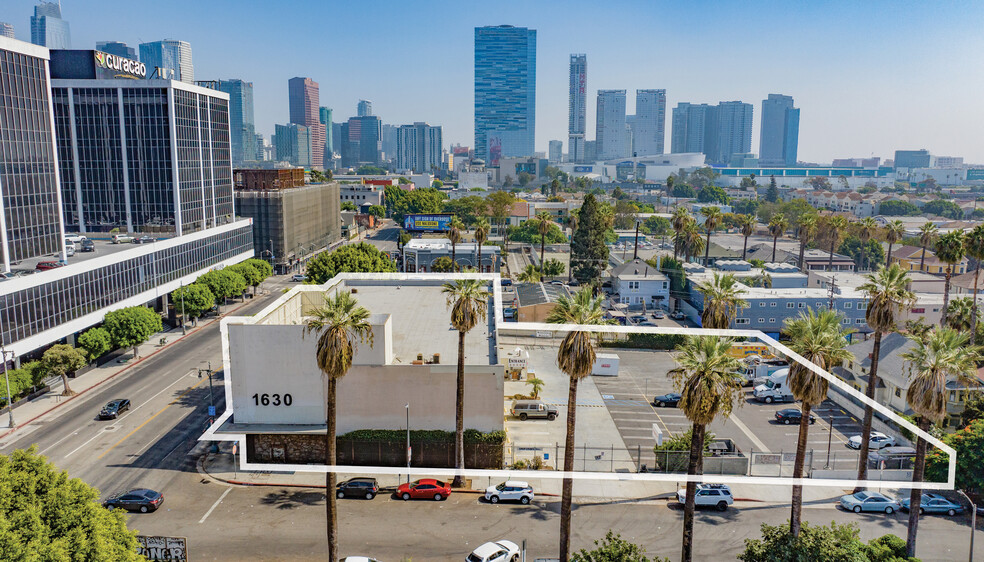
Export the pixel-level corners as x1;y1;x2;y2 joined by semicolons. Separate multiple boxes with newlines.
1;346;14;428
957;489;976;562
827;273;837;310
633;220;641;261
198;361;214;424
179;281;187;335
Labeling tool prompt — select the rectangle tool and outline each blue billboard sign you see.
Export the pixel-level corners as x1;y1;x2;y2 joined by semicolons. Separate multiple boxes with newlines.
574;166;593;173
968;169;984;181
403;214;452;232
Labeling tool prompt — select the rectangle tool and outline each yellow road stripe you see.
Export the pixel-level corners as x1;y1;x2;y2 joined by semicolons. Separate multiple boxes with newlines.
97;377;209;460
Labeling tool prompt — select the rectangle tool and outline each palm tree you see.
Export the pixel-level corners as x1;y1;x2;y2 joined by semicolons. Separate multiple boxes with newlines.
669;336;743;562
900;327;981;558
671;207;692;260
738;214;755;260
855;264;916;486
918;222;938;271
819;216;848;272
884;219;905;267
546;287;608;561
945;297;976;332
935;230;965;327
963;225;984;343
682;221;705;263
695;272;747;329
517;264;542;283
304;291;374;562
535;211;553;271
795;215;818;272
768;213;788;262
473;218;491;273
856;217;878;272
447;216;464;271
701;206;722;266
442;279;490;488
782;308;853;537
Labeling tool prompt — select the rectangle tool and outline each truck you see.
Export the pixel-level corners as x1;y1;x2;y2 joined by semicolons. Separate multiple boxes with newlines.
737;356;789;386
753;368;794;403
726;343;778;360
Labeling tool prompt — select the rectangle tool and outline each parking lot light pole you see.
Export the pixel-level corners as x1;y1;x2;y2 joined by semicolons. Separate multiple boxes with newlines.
406;403;410;485
824;415;834;469
1;347;14;428
957;489;976;562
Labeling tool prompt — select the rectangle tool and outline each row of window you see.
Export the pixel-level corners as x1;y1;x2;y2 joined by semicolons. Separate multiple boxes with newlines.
735;317;866;326
750;300;868;310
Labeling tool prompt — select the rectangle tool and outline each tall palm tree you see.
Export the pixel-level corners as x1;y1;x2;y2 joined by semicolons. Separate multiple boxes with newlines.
935;230;965;327
819;216;848;272
669;336;743;562
442;279;490;488
695;272;748;329
447;216;465;271
768;213;788;262
473;218;491;273
782;309;853;537
682;221;705;263
918;222;938;271
671;207;692;260
517;264;542;283
701;206;722;266
535;211;553;270
738;214;755;260
944;297;976;332
900;327;981;558
796;214;818;272
304;291;374;562
855;264;916;486
963;225;984;343
884;219;905;267
856;217;878;272
546;288;608;561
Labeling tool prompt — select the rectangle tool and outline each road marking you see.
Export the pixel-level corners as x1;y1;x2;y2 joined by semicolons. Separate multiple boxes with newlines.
97;377;208;460
199;487;232;524
162;439;186;461
64;429;108;458
727;413;772;453
39;429;82;455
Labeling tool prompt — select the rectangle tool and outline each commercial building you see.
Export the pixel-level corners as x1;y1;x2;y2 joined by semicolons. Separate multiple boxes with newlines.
474;25;536;165
633;89;666;157
670;103;711;154
30;1;70;49
218;79;257;167
319;106;333;161
380;124;397;163
339;185;384;208
513;282;570;322
274;123;312;168
670;101;753;166
0;22;14;39
759;94;799;166
357;99;372;117
341;115;382;167
288;77;325;169
894;149;932;170
548;140;563;163
568;54;587;163
403;239;501;273
595;90;627;160
234;168;305;191
396;122;443;173
139;40;193;83
95;41;135;59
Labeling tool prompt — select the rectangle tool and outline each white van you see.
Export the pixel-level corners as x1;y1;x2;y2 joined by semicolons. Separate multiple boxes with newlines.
112;234;135;244
753;368;794;403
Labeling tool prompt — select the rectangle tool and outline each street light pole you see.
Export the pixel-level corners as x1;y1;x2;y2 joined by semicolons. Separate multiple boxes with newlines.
824;415;833;469
633;220;641;260
405;403;410;485
1;346;14;428
198;361;214;424
957;489;976;562
179;281;187;335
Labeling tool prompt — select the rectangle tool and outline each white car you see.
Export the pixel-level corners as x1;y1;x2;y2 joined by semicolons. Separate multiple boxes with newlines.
847;431;896;450
676;483;734;511
466;540;520;562
484;481;534;504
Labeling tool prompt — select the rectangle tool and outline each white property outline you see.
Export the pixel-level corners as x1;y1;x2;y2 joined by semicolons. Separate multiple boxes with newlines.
200;272;955;491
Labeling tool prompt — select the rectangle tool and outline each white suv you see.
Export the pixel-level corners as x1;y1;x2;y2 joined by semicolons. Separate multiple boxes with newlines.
484;481;534;504
676;483;734;511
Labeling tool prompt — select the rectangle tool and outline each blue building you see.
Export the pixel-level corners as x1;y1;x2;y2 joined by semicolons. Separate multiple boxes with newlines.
474;25;536;166
95;41;135;59
218;79;257;167
139;39;194;83
759;94;799;167
30;1;70;49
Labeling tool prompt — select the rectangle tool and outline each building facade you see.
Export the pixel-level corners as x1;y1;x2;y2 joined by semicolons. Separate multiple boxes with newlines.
568;54;586;163
288;77;324;169
341;115;382;167
403;239;501;273
396;122;443;173
548;140;562;163
0;22;14;39
357;99;372;117
474;25;536;165
30;1;70;49
274;123;312;167
706;101;753;166
759;94;799;166
596;89;627;160
218;79;257;168
894;149;932;169
139;40;193;83
95;41;135;59
319;106;333;160
670;102;711;154
633;89;666;157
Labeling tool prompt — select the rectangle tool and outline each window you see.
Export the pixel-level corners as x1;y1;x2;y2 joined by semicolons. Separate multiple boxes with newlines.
844;302;852;309
758;318;765;323
843;318;850;324
895;388;901;398
855;318;865;324
911;308;925;314
786;302;795;308
770;302;777;307
735;318;749;325
628;281;640;290
759;302;765;307
816;302;823;309
858;302;867;310
798;302;805;308
769;318;776;323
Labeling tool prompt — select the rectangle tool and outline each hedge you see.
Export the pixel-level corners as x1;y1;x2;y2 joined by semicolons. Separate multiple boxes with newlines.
340;429;506;445
600;333;686;350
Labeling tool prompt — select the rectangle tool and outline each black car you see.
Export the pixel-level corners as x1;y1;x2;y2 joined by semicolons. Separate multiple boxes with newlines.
336;477;379;499
652;393;682;407
103;488;163;513
132;235;156;244
775;408;815;425
99;399;131;419
81;239;95;252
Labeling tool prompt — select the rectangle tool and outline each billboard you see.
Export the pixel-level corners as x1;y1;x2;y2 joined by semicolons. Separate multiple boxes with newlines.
403;214;453;232
93;51;147;80
574;166;593;173
968;169;984;181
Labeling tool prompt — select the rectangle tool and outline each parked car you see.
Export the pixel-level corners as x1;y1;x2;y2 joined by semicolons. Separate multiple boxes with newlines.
500;279;513;287
868;446;917;468
671;310;686;320
336;477;379;499
35;261;64;271
651;392;682;407
676;483;733;511
103;488;164;513
510;400;558;421
99;399;131;420
847;431;896;450
549;280;564;286
112;234;135;244
132;235;156;244
466;540;520;562
638;321;657;326
840;491;900;514
81;239;96;252
397;479;450;501
901;492;964;516
65;244;76;257
774;408;815;425
630;315;647;324
291;274;307;282
484;481;533;504
652;310;665;319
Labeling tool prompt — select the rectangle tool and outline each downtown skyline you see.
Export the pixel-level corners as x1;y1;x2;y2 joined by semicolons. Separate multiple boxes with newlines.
1;0;982;163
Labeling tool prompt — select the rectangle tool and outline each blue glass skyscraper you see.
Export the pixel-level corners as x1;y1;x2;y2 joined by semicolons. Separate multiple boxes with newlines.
96;41;136;59
139;39;194;83
218;79;257;167
30;1;71;49
474;25;536;165
759;94;799;166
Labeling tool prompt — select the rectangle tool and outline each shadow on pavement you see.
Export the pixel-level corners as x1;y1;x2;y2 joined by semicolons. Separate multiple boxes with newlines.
261;489;326;510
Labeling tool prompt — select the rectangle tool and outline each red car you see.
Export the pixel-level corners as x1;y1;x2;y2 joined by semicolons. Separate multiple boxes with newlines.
35;261;65;271
396;479;451;501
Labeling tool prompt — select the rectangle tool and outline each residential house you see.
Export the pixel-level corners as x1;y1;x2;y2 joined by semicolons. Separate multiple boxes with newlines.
744;243;856;272
890;245;968;276
610;258;670;310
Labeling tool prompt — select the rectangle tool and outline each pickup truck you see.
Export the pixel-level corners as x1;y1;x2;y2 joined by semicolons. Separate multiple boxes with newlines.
753;369;795;403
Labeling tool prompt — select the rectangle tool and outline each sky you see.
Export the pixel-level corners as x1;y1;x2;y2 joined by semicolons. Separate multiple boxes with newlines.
4;0;984;164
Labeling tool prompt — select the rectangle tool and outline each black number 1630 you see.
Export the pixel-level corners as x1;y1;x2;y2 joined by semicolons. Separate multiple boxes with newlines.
252;393;293;406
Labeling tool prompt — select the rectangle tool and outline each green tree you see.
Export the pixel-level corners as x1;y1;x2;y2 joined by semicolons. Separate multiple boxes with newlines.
341;201;357;211
922;199;962;219
884;220;906;266
765;176;780;203
737;214;756;260
103;306;163;360
697;184;728;204
926;418;984;492
571;531;670;562
641;216;671;236
964;225;984;343
541;258;566;277
733;198;760;216
804;176;833;191
430;256;455;272
447;215;464;271
502;175;514;188
171;283;216;321
526;376;544;399
383;185;446;222
432;178;444;188
672;184;697;198
700;206;722;265
243;258;273;283
654;256;687;301
442;196;488;227
796;214;819;271
306;242;397;283
838;237;886;272
473;217;491;272
77;327;112;362
768;213;789;262
570;194;609;285
533;211;554;268
228;261;263;293
945;297;976;332
696;272;747;329
355;164;386;175
613;200;640;230
739;521;918;562
935;230;965;327
819;216;848;272
40;344;87;396
517;171;533;186
856;217;879;272
197;269;247;306
878;200;921;216
517;264;542;283
917;222;938;270
366;204;385;218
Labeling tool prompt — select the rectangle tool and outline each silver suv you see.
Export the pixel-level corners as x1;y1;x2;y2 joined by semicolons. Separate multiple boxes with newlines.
676;483;734;511
509;400;558;421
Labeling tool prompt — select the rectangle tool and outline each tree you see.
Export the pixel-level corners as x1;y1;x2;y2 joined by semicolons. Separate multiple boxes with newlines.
103;306;163;360
917;222;938;271
355;164;386;175
697;184;728;205
739;521;918;562
642;216;671;236
819;216;848;272
656;256;687;302
688;167;719;190
442;196;488;227
432;179;444;188
485;190;516;239
838;237;885;272
672;184;697;198
517;171;533;187
383;185;446;223
197;269;247;306
796;214;819;272
765;176;780;203
0;446;143;560
945;297;977;332
613;200;640;230
733;198;760;216
700;206;722;265
768;213;789;262
901;327;981;557
804;177;833;191
541;258;566;277
670;336;743;562
534;211;554;269
507;220;566;245
922;199;962;219
304;291;374;562
696;272;747;329
502;175;514;188
430;256;455;272
228;261;263;293
680;221;705;262
855;264;916;487
473;218;491;272
671;207;692;260
306;243;397;283
77;327;111;362
243;258;273;288
447;216;464;271
782;309;853;536
737;214;756;260
517;264;542;283
878;200;921;217
341;201;357;211
366;205;385;218
526;376;544;399
171;283;216;321
856;217;878;272
40;344;87;396
571;531;670;562
546;288;608;561
926;418;984;493
935;230;965;327
739;174;758;190
884;220;906;267
442;280;490;488
963;225;984;343
309;169;329;183
570;194;609;285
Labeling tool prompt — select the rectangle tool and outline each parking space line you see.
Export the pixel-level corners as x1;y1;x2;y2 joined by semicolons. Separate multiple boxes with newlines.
727;413;771;453
199;487;233;524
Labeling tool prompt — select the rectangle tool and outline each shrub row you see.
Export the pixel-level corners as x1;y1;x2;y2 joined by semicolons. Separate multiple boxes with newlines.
340;429;506;445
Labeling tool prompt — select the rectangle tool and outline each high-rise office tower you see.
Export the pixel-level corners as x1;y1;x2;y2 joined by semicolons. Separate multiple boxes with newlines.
254;133;266;161
633;89;666;157
706;101;753;166
396;122;443;173
568;54;586;163
274;123;312;167
671;102;711;154
319;106;333;161
357;100;372;117
0;22;14;39
474;25;536;165
139;40;194;82
30;1;70;49
596;90;627;160
548;140;562;163
380;124;398;161
759;94;799;166
218;79;257;167
341;116;382;167
288;77;324;168
96;41;135;59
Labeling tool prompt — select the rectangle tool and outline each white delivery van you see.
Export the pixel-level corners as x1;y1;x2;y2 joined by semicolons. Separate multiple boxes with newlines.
591;353;620;376
753;368;794;403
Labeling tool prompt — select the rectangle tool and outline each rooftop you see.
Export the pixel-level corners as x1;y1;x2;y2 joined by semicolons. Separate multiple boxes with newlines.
514;282;569;307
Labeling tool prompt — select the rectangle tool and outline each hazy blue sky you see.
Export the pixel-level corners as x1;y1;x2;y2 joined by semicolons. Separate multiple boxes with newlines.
4;0;983;164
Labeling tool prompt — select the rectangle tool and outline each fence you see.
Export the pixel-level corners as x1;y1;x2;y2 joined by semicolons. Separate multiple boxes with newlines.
506;442;749;475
